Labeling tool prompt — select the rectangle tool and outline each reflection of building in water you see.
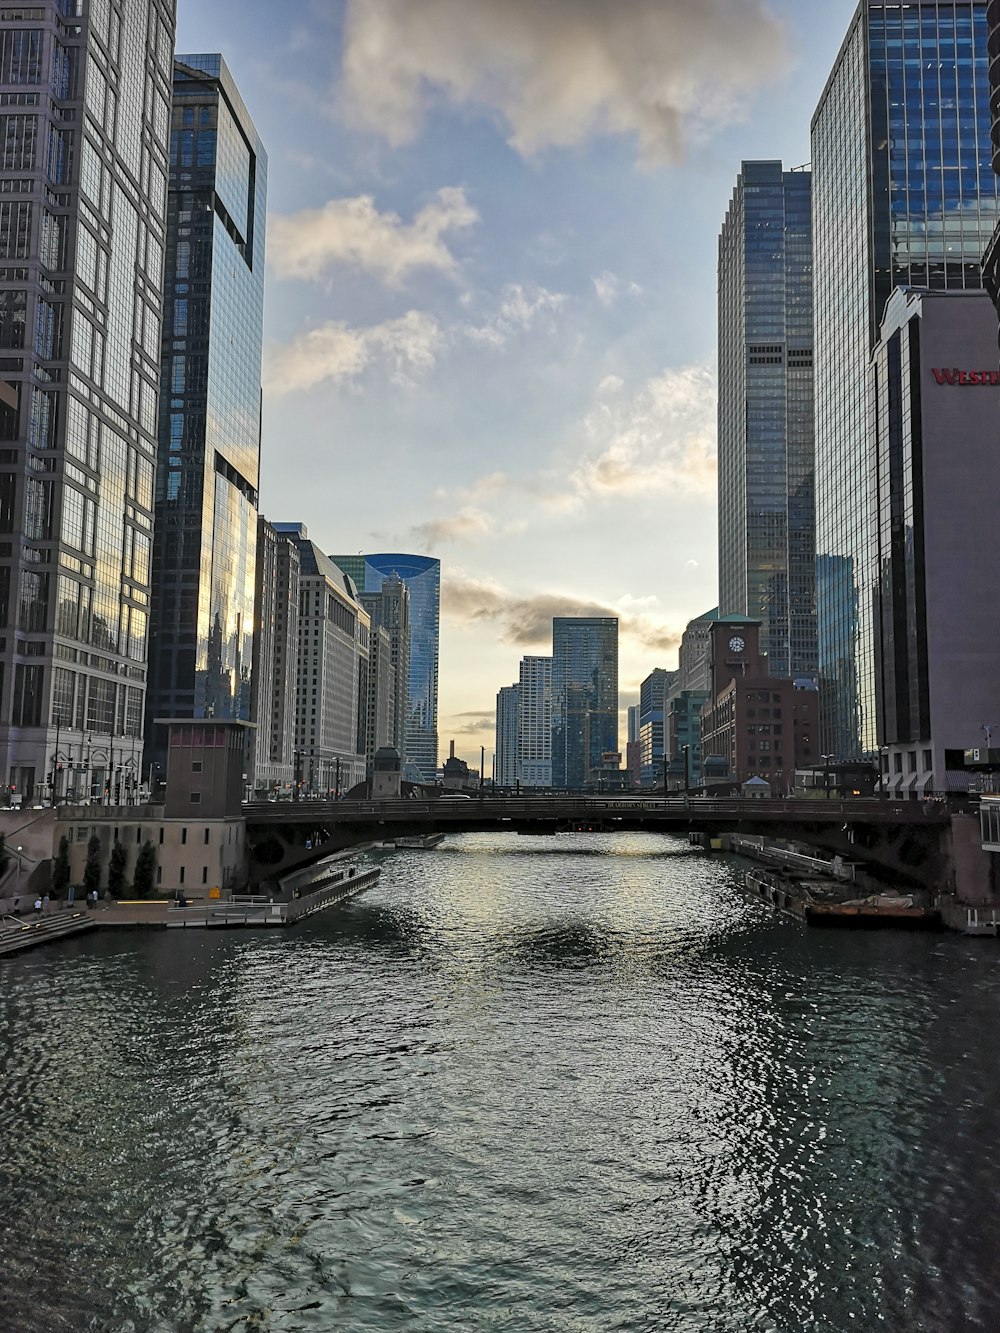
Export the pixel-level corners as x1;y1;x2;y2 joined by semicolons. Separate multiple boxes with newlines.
0;0;176;806
812;0;1000;759
145;54;267;774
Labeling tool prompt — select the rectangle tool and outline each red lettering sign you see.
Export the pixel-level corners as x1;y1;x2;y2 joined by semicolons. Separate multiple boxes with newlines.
931;368;1000;385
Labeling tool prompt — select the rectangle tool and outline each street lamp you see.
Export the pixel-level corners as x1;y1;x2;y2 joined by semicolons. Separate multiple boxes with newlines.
14;844;23;902
821;754;835;800
682;744;690;795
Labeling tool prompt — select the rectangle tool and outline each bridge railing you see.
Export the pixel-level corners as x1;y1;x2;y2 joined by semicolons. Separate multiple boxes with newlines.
245;795;950;824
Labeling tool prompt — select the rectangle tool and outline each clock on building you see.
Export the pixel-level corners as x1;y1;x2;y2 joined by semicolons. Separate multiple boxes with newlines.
728;636;745;654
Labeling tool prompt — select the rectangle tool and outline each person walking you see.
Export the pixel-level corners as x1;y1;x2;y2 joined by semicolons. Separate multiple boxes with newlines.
33;897;42;917
42;893;50;915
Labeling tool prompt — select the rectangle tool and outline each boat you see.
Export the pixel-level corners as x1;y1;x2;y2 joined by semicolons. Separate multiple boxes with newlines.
392;833;446;850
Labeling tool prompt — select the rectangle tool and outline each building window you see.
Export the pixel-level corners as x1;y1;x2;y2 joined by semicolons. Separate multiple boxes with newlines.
179;866;185;884
181;827;187;844
202;866;208;884
156;865;161;884
158;827;164;844
190;793;201;804
191;760;202;773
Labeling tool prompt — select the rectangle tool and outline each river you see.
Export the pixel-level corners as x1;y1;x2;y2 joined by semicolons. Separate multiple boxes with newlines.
1;832;998;1332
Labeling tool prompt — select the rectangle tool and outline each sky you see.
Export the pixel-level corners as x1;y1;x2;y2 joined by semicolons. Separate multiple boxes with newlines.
175;0;859;768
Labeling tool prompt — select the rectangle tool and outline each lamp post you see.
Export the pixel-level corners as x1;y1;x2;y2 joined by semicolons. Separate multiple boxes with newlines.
14;844;23;902
479;745;485;798
682;744;690;795
821;754;834;799
335;756;341;801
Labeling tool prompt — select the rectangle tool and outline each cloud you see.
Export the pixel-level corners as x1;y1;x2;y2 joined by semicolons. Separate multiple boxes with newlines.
592;272;642;307
567;362;717;505
264;310;442;395
442;572;682;652
463;283;567;347
269;186;478;286
339;0;788;164
446;709;497;735
411;507;496;548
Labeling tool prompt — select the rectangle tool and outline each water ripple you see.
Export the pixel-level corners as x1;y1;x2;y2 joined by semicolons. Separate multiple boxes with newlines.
1;832;998;1331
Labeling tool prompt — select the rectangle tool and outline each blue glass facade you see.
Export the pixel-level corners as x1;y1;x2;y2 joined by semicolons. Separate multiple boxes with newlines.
812;0;1000;759
146;55;266;760
551;617;618;790
331;553;439;781
718;162;816;680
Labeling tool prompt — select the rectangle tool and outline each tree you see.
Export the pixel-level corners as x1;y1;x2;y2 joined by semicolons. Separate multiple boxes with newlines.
52;835;71;899
107;841;127;898
133;841;156;899
83;833;102;897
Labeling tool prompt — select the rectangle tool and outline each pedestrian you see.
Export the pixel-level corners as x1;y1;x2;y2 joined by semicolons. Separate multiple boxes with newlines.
66;885;75;907
12;897;19;916
33;897;42;917
42;893;50;915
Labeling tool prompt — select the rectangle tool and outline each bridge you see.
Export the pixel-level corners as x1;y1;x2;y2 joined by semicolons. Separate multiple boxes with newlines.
245;795;974;897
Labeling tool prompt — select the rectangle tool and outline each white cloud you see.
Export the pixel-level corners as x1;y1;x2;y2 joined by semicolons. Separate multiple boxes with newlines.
463;282;567;347
264;310;442;395
339;0;788;164
268;186;478;286
593;271;642;307
567;362;717;504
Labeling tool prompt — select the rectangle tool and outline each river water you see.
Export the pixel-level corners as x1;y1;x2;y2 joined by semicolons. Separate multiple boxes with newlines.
1;832;999;1332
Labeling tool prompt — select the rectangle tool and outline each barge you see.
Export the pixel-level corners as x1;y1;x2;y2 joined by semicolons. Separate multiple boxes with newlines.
745;867;941;930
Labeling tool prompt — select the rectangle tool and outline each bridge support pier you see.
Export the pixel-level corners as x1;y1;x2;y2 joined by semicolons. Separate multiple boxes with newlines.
945;814;997;907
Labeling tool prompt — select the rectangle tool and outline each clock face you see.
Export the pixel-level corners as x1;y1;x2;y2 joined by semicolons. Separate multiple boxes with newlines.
728;636;745;654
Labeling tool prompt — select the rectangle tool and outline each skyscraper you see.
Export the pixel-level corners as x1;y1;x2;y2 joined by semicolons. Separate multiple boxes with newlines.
145;55;266;764
637;667;678;786
278;526;370;795
551;618;618;789
717;161;816;680
812;0;1000;758
495;683;519;788
357;573;409;763
518;655;552;788
0;2;176;805
330;553;440;781
249;518;299;795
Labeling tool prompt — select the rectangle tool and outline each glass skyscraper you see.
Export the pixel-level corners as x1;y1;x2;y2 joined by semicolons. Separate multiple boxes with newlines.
0;1;176;805
145;55;266;764
551;617;618;790
812;0;1000;758
717;161;816;681
330;553;440;781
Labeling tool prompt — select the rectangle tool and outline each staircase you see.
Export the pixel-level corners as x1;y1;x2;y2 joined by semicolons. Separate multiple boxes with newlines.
0;910;98;957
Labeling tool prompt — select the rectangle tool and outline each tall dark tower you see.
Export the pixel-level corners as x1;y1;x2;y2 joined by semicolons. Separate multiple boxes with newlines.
145;55;267;770
717;161;815;681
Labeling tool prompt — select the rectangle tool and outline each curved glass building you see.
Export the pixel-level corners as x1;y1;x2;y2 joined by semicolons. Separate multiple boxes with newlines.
330;553;439;781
